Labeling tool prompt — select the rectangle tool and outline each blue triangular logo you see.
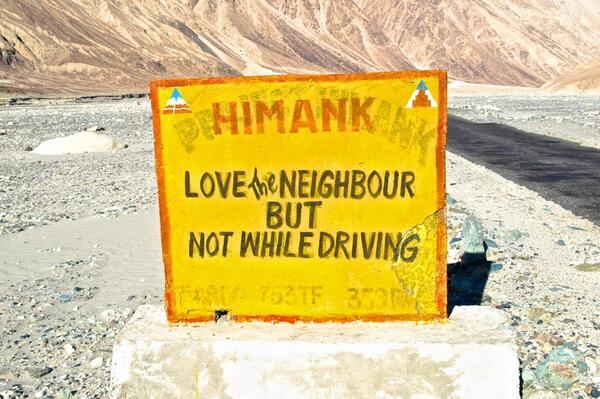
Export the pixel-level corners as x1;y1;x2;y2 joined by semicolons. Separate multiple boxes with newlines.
162;87;191;114
170;88;183;100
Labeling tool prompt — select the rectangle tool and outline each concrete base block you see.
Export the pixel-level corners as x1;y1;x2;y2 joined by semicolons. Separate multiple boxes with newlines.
110;305;519;398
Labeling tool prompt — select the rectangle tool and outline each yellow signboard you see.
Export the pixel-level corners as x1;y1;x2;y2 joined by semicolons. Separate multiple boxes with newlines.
150;71;447;323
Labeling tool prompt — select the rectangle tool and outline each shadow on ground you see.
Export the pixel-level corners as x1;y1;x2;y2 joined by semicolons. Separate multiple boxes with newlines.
447;252;523;396
447;259;491;315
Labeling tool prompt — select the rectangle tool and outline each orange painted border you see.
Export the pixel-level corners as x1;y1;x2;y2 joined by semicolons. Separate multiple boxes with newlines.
435;71;448;319
149;70;448;324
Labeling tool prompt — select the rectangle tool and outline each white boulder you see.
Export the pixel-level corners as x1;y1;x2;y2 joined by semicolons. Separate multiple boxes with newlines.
32;131;121;155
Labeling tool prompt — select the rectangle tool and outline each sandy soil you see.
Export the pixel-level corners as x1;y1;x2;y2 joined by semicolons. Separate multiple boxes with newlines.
0;98;598;398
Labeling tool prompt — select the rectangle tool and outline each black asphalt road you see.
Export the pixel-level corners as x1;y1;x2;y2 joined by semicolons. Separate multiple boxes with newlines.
447;115;600;225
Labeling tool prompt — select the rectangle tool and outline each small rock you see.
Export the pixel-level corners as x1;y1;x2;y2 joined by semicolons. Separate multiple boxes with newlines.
58;294;72;303
86;125;105;132
26;366;53;378
461;215;486;265
510;315;521;326
498;229;523;242
538;333;565;351
7;385;24;397
489;263;503;273
584;384;600;398
547;363;579;389
535;343;588;389
64;343;75;356
576;263;600;272
528;307;553;324
24;145;33;152
90;357;103;368
521;369;537;385
99;308;119;325
449;234;462;244
462;215;485;253
484;238;498;248
556;239;566;246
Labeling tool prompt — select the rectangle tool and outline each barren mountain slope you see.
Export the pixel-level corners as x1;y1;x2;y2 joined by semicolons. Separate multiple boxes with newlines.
543;57;600;92
191;0;414;74
0;0;599;95
0;0;237;95
0;0;415;95
359;0;600;86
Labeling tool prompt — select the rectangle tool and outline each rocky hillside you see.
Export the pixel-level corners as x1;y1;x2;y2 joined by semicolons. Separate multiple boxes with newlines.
543;57;600;93
0;0;598;95
359;0;600;87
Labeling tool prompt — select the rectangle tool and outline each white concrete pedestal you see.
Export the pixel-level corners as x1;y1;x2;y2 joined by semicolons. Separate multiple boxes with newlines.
110;305;519;398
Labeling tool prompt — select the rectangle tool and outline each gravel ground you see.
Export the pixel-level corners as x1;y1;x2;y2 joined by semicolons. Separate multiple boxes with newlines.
0;98;156;235
0;97;599;398
446;153;600;399
0;257;162;399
